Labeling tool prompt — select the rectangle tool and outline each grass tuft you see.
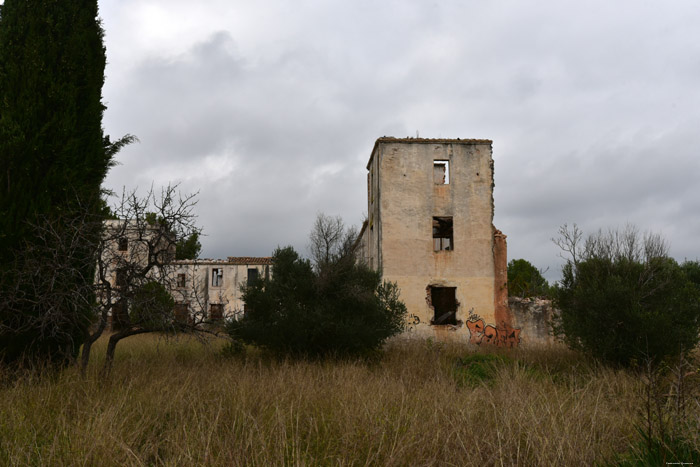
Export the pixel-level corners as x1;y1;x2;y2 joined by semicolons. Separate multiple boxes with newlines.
0;335;698;465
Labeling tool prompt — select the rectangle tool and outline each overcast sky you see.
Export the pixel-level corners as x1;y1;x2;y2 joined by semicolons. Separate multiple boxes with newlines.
91;0;700;281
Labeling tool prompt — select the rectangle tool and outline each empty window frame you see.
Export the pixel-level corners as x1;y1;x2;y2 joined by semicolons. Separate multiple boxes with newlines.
209;304;224;321
211;268;223;287
115;267;128;288
118;237;129;251
174;303;189;324
433;217;453;251
433;160;449;185
430;287;457;325
247;268;259;285
176;273;186;288
112;299;130;330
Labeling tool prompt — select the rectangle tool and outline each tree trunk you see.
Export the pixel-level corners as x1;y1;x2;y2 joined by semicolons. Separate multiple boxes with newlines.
80;326;102;374
100;328;150;378
80;310;109;374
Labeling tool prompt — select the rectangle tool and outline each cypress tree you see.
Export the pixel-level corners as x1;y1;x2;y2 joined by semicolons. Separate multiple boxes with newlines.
0;0;115;364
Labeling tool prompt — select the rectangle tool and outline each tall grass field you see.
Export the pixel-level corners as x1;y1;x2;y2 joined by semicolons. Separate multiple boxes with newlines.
1;335;698;465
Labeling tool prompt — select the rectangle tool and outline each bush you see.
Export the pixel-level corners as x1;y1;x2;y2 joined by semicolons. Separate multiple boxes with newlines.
507;258;550;298
553;225;700;366
227;245;406;358
681;260;700;288
130;281;176;331
453;353;511;387
616;430;700;466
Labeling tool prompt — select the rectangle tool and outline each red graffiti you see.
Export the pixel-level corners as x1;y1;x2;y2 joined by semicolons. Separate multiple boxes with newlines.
467;319;521;348
466;319;484;344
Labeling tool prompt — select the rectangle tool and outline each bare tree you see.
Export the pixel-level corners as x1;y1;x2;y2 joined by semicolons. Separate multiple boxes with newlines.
308;213;358;270
582;224;668;264
83;184;210;375
553;223;670;299
551;223;584;265
554;223;668;267
0;203;100;365
0;182;212;374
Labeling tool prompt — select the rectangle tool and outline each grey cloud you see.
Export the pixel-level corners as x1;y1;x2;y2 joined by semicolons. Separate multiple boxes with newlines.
99;0;700;278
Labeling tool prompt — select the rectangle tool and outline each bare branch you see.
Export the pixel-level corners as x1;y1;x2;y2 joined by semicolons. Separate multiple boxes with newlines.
552;223;583;264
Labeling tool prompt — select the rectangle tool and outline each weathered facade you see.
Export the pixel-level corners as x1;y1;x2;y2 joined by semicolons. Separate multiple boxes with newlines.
358;137;517;345
99;219;175;287
171;257;271;321
99;220;271;324
98;219;178;329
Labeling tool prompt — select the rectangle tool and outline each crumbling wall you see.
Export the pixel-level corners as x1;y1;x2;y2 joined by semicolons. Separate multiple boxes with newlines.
493;229;510;327
368;139;498;340
508;297;558;345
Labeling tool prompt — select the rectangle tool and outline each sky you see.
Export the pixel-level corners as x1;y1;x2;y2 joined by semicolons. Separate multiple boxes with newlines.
89;0;700;281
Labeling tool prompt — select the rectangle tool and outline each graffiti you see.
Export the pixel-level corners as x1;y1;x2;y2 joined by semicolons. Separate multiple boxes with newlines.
466;319;484;344
466;318;521;348
407;313;421;331
466;307;482;323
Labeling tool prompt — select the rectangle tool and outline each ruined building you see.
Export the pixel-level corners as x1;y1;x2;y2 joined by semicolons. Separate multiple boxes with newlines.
100;219;271;326
358;137;519;346
171;257;272;321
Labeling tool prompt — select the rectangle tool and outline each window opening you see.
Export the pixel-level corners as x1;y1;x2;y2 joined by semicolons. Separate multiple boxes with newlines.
112;299;129;330
176;273;186;288
247;268;259;285
116;268;127;288
264;265;270;281
430;287;457;325
174;303;189;323
433;217;453;251
433;160;449;184
211;268;223;287
209;304;224;321
118;237;129;251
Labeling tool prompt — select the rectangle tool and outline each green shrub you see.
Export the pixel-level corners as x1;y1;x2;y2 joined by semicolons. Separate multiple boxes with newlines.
553;225;700;366
507;258;551;298
130;281;175;331
614;428;700;466
227;246;406;358
681;260;700;289
453;353;510;387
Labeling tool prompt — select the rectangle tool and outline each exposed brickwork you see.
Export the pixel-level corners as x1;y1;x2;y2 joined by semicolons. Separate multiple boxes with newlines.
226;257;273;265
493;229;512;328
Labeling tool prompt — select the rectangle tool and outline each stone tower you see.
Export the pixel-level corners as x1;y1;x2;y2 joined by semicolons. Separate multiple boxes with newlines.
358;137;516;345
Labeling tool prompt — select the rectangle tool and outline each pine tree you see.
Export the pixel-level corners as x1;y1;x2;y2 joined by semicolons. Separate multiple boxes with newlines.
0;0;118;365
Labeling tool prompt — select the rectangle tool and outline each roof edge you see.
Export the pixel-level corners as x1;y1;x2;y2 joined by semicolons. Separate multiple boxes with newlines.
366;136;493;170
173;257;273;265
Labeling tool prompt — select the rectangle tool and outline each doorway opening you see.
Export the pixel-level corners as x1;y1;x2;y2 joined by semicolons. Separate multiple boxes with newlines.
429;286;457;325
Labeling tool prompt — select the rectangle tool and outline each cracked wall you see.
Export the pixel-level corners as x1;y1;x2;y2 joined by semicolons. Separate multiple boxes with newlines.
359;138;518;344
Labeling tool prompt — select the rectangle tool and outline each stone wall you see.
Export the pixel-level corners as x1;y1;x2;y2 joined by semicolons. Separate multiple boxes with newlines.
508;297;558;345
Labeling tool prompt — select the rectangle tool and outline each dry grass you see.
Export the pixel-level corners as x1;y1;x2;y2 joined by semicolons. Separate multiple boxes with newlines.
0;335;697;466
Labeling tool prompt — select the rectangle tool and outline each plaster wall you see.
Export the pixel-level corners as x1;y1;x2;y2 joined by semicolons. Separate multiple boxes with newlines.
172;260;270;319
100;219;174;289
365;138;503;340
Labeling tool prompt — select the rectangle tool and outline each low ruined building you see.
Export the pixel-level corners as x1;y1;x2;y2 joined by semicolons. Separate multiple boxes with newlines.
358;137;518;346
171;257;272;321
98;219;270;327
